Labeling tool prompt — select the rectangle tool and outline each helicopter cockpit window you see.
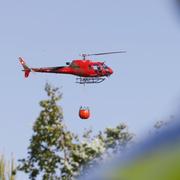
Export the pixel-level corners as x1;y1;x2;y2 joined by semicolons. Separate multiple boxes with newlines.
92;65;101;71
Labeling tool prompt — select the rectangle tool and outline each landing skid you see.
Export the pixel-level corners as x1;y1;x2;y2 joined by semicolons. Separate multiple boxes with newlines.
76;77;106;84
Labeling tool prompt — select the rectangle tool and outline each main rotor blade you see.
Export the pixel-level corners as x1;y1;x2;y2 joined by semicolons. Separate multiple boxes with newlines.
86;51;126;56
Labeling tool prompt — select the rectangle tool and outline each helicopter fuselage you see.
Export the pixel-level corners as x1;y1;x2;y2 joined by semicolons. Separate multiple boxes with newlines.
30;59;113;78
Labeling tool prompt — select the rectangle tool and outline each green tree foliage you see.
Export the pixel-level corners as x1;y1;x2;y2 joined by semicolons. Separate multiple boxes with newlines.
0;154;16;180
18;83;133;180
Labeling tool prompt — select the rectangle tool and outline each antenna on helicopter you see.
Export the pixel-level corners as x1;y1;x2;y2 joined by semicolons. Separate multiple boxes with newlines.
80;50;126;60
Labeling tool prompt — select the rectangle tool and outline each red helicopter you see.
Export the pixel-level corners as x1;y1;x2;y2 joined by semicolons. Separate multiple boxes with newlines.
19;51;125;84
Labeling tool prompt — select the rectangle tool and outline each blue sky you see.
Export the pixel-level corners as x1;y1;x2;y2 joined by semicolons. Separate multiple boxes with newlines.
0;0;180;178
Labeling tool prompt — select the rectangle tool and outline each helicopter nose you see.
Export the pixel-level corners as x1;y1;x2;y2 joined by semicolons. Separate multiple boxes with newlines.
106;68;113;76
109;68;113;75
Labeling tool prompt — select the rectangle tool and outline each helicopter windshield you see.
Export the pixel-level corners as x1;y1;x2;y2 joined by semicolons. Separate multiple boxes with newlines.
103;64;109;69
